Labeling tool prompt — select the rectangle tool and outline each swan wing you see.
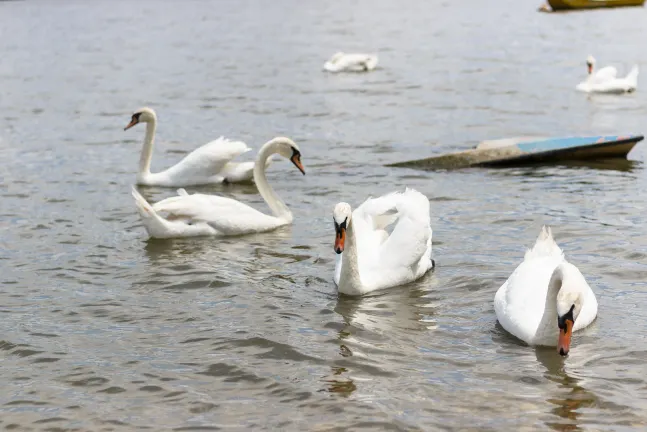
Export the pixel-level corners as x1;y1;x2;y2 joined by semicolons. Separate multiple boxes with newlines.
325;53;378;72
593;65;617;82
494;255;562;344
159;137;251;185
152;191;283;235
376;189;432;270
588;78;635;94
218;161;255;183
131;187;218;238
495;227;563;344
353;189;432;288
216;154;273;183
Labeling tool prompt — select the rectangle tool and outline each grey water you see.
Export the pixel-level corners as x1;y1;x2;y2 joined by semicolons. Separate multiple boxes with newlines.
1;0;647;430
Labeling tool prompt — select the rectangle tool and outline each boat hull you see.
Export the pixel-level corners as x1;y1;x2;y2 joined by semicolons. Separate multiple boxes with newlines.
387;135;644;170
547;0;645;10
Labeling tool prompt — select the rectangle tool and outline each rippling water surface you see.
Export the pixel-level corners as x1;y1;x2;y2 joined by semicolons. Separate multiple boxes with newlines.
2;0;647;430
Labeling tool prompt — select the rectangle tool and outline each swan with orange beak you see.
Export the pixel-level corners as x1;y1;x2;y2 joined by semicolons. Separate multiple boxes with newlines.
331;189;434;296
494;227;598;356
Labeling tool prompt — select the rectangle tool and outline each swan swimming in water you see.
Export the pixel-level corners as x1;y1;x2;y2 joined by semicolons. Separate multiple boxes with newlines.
323;52;379;73
332;188;434;296
124;107;269;187
576;55;638;94
131;137;305;239
494;226;598;356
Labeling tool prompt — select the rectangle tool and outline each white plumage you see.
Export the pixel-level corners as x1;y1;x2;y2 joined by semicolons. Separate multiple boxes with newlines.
124;107;267;187
332;188;434;296
576;56;639;94
323;52;378;73
494;227;598;354
132;137;305;239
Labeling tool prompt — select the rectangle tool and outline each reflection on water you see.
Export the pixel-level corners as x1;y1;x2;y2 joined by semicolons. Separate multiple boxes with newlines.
536;347;593;432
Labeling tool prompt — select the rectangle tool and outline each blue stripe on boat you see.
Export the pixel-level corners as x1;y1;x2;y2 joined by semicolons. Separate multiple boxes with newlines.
516;136;636;153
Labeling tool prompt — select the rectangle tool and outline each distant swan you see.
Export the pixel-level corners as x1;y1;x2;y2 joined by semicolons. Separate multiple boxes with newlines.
124;107;267;187
494;227;598;356
323;52;378;73
576;55;638;94
332;188;434;295
132;137;305;238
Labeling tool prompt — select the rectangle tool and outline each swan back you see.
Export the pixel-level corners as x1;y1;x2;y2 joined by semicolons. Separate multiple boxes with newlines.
148;137;251;187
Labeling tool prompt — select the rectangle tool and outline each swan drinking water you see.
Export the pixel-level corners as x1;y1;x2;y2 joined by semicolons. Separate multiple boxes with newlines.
124;107;268;187
494;227;598;356
323;52;379;73
576;55;639;94
131;137;305;239
332;188;434;296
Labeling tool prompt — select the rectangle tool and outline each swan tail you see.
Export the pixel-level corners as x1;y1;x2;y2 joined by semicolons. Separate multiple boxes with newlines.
626;65;639;89
131;187;174;238
524;226;564;260
177;188;189;197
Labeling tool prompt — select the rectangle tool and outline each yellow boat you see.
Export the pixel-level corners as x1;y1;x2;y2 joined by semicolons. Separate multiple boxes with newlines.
547;0;645;10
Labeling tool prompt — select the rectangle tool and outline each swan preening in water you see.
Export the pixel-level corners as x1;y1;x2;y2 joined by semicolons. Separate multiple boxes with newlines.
323;52;379;73
576;55;639;94
125;107;270;187
494;227;598;356
131;137;305;238
332;188;434;296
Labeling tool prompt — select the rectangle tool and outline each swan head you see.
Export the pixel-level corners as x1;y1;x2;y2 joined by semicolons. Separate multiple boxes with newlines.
124;107;156;130
586;55;595;74
556;289;583;356
332;203;352;254
272;137;305;175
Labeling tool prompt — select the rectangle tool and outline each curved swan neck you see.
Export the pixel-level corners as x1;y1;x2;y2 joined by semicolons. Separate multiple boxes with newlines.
548;263;584;315
338;217;362;294
253;139;291;220
138;117;157;179
547;264;565;304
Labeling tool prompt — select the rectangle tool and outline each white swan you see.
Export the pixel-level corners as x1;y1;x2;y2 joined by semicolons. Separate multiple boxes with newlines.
494;227;598;356
331;188;434;296
323;52;378;73
131;137;305;239
124;107;269;186
576;55;639;94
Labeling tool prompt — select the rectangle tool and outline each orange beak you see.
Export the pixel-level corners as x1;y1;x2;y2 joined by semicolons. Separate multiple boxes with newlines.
557;319;573;356
124;118;139;131
587;63;593;75
334;227;346;254
291;154;305;175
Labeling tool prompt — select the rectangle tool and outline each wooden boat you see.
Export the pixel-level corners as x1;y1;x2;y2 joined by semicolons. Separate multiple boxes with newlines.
547;0;645;10
386;135;643;170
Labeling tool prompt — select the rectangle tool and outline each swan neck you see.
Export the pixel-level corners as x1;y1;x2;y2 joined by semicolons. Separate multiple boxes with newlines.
548;264;564;304
254;140;291;220
139;119;156;178
338;218;362;293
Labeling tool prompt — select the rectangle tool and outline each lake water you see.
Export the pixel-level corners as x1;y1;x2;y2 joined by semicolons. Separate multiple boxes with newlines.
2;0;647;430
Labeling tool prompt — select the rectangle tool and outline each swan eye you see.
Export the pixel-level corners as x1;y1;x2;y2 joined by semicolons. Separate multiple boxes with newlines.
557;304;575;331
124;112;142;131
